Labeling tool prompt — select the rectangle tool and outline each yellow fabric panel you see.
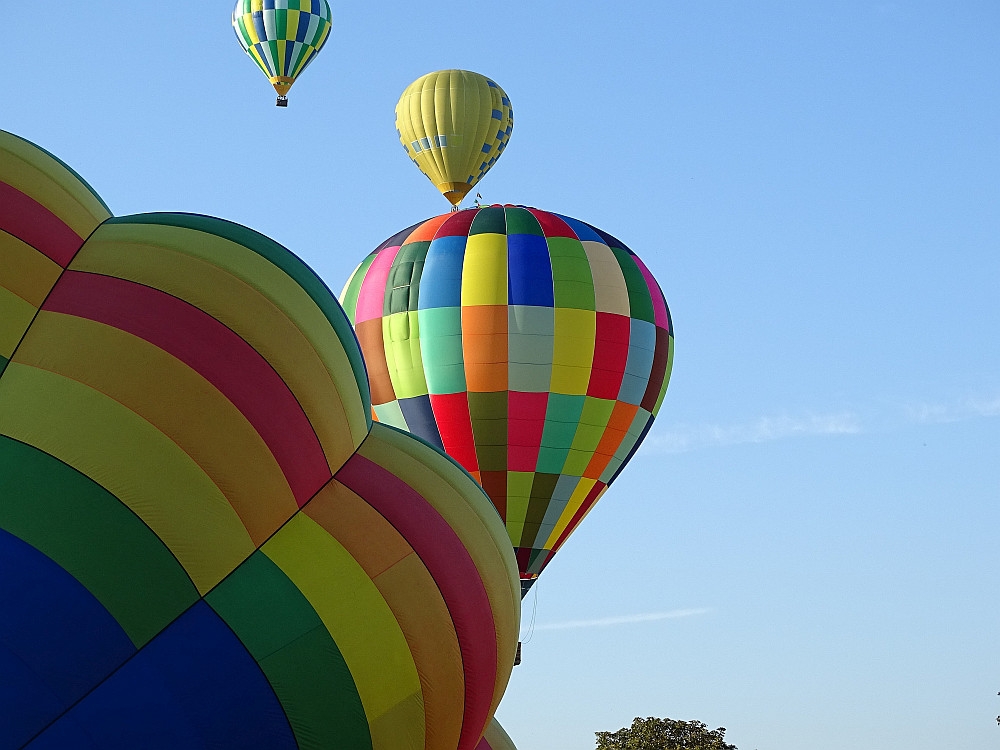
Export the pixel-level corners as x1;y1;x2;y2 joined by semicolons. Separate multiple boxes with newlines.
0;229;63;307
550;308;596;395
264;513;424;750
0;363;254;593
462;234;508;306
482;718;518;750
359;423;520;719
0;287;36;359
581;241;630;315
0;131;110;238
72;222;368;467
543;478;604;551
305;483;465;750
15;312;297;545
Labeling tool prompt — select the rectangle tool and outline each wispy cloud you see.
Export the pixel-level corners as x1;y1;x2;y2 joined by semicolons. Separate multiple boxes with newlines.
905;397;1000;424
532;608;711;631
640;412;862;455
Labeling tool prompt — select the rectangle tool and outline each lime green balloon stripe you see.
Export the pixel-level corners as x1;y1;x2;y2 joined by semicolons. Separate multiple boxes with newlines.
207;551;372;750
0;435;198;647
386;241;430;316
547;236;596;310
382;311;429;399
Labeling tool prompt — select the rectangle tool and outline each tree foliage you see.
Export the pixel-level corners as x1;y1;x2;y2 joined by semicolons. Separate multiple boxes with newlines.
595;717;737;750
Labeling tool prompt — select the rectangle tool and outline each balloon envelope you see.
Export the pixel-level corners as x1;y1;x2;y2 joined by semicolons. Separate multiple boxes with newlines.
342;206;674;591
0;130;519;750
396;70;514;206
232;0;332;99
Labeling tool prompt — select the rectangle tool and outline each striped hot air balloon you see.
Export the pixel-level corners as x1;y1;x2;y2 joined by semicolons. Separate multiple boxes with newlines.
232;0;333;106
0;130;519;750
342;205;674;594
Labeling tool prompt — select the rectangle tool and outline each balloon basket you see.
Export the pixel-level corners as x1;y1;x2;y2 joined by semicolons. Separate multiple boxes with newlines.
276;96;288;108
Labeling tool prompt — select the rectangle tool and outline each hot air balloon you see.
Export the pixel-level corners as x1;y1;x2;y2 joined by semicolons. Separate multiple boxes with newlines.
341;205;674;594
0;129;519;750
232;0;332;106
396;70;514;208
476;718;518;750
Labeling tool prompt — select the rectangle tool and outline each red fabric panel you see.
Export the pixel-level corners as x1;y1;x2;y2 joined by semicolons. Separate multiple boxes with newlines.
43;271;330;505
641;326;672;412
0;181;84;267
336;453;497;750
435;210;478;238
507;391;548;471
514;547;532;573
479;471;507;521
587;312;631;399
526;208;577;238
430;392;480;473
549;481;606;557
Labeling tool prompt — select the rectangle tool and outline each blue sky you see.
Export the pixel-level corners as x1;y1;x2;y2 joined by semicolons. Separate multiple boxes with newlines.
5;2;999;748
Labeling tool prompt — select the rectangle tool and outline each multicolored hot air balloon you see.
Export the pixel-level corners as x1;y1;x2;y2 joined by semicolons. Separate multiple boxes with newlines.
0;130;520;750
341;206;674;594
476;719;518;750
232;0;333;106
396;70;514;207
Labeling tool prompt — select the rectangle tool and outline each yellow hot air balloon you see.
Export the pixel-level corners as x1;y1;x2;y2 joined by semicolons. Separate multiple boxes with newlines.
395;70;514;207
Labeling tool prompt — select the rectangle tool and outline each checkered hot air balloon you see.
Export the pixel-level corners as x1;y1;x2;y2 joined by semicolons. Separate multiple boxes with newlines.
232;0;332;106
342;205;674;595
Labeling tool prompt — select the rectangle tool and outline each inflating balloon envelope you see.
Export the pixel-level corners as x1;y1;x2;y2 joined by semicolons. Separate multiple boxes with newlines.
0;129;520;750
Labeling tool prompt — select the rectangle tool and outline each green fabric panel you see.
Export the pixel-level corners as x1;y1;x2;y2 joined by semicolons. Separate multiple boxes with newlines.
372;400;408;430
0;353;8;378
570;397;616;452
341;253;377;323
268;39;281;74
612;247;656;323
562;448;593;476
105;213;371;424
469;206;507;235
386;241;430;315
276;9;287;39
654;338;675;413
507;471;534;499
469;391;508;471
208;552;372;750
418;307;466;394
504;207;544;236
383;311;428;399
540;394;586;446
547;237;595;310
535;446;569;475
0;436;198;647
290;41;310;77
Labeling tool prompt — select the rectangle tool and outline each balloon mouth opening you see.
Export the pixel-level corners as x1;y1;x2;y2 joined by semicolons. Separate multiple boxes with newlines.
270;77;295;96
441;184;472;206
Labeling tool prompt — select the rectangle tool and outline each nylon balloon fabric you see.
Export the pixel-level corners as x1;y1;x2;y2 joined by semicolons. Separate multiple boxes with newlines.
232;0;332;98
0;130;519;750
341;206;674;591
475;719;518;750
396;70;514;207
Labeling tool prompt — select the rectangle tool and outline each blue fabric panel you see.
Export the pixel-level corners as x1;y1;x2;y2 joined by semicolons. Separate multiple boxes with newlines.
419;235;467;310
554;214;605;243
20;714;98;750
31;602;295;750
507;234;554;307
398;395;445;450
0;529;135;750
